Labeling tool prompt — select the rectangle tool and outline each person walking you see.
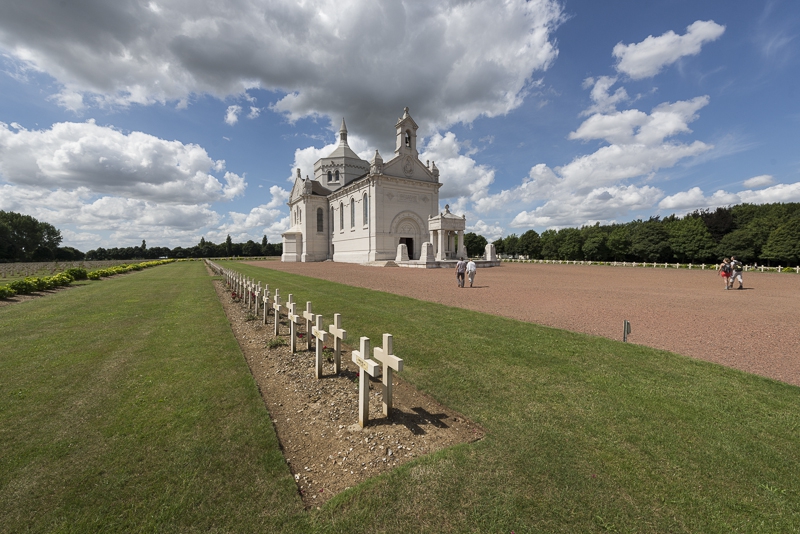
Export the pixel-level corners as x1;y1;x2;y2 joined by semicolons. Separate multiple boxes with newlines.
730;256;744;289
466;258;477;287
455;257;467;288
719;258;732;290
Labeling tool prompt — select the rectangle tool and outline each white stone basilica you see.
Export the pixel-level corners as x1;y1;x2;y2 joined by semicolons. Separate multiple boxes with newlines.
282;108;496;267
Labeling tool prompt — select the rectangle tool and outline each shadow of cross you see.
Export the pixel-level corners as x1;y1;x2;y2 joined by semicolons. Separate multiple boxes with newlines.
287;295;301;353
373;333;403;417
311;314;328;379
272;289;282;336
327;313;346;375
302;302;315;351
352;337;380;428
411;407;449;429
262;285;270;325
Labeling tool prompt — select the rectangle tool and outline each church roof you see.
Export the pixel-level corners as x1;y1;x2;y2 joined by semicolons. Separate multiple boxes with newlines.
325;117;363;161
309;180;331;196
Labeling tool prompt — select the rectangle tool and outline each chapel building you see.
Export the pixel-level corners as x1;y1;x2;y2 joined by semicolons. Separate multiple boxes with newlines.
282;108;470;264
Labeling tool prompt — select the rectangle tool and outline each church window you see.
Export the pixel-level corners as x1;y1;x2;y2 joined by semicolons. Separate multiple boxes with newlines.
404;130;411;147
350;198;355;228
327;171;332;182
339;202;344;231
335;170;340;181
317;207;323;232
363;193;369;226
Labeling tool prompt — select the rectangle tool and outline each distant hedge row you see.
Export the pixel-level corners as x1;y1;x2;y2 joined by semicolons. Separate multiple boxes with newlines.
0;259;175;299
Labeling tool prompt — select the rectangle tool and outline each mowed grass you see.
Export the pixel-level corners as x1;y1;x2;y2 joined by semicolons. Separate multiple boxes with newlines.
223;261;800;533
0;261;306;532
3;260;799;533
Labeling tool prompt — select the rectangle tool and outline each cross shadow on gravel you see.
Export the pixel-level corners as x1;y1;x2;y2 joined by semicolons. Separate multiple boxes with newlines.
367;406;450;435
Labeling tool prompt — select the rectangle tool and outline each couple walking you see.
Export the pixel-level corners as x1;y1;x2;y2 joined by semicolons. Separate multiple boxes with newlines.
719;256;744;290
455;257;476;288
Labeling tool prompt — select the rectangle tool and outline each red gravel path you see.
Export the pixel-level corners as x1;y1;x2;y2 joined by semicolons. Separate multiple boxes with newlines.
246;261;800;387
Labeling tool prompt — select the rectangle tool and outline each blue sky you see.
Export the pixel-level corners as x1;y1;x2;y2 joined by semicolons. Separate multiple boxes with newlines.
0;0;798;250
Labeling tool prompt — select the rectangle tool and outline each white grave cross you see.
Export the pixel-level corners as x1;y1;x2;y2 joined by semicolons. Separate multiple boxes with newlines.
327;313;347;375
302;302;315;351
352;337;381;428
287;295;301;353
311;314;328;379
373;333;403;416
262;285;270;325
272;289;282;336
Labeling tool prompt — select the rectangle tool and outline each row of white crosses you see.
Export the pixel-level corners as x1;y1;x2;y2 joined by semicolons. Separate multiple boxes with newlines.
211;262;402;428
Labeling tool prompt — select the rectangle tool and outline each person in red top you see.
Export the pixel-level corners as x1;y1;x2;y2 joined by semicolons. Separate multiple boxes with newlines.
719;258;732;290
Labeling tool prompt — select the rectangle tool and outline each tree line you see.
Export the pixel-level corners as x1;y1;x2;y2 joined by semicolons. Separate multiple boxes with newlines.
0;210;84;262
0;210;282;262
477;203;800;265
84;236;282;260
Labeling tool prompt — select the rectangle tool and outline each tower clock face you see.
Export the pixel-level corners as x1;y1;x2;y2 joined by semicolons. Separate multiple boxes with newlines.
403;156;414;177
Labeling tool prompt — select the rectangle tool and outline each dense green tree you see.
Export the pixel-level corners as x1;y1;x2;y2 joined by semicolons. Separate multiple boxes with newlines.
606;225;632;261
55;246;85;261
630;221;671;262
581;224;610;261
492;238;504;255
502;234;519;256
225;234;233;256
242;240;259;256
761;218;800;264
690;206;734;242
539;229;561;259
557;228;584;260
0;210;62;261
666;217;716;263
463;232;488;257
717;228;758;263
517;230;541;258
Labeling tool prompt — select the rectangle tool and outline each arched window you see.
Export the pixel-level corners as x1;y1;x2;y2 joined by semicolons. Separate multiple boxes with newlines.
404;130;411;147
317;207;323;232
335;170;340;181
363;193;369;226
339;202;344;231
350;198;355;228
327;171;332;182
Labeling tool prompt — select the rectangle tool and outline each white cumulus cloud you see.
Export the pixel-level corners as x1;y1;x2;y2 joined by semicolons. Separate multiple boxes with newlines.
0;0;565;146
613;20;726;80
742;174;775;188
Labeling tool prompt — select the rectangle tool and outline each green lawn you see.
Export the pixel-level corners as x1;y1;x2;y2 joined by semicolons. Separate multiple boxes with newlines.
0;261;306;532
2;259;799;533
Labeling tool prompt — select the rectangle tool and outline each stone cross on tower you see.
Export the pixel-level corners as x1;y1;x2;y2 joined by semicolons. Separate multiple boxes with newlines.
287;295;301;353
302;302;315;351
327;313;347;375
272;289;282;336
373;333;403;416
352;337;381;428
311;314;328;379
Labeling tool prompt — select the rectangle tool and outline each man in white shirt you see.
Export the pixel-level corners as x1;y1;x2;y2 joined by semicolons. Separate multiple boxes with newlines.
466;259;477;288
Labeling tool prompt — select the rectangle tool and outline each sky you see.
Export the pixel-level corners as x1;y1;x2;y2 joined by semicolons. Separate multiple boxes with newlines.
0;0;798;251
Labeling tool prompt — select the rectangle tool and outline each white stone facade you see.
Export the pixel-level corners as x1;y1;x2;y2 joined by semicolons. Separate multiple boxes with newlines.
282;108;446;264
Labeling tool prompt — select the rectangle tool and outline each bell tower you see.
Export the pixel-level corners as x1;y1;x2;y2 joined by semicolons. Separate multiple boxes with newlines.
395;106;419;157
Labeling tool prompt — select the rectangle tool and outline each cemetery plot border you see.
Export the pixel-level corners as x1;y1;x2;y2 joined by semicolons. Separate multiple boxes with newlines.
209;275;484;508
